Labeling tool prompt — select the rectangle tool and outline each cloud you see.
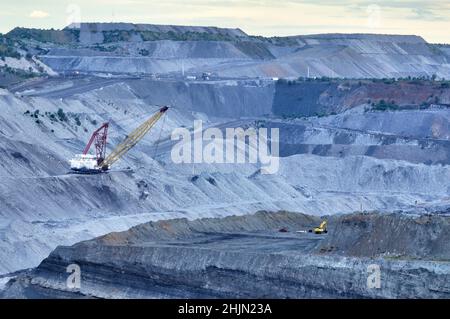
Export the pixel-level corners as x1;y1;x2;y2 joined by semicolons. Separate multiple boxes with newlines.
29;10;50;19
409;8;446;21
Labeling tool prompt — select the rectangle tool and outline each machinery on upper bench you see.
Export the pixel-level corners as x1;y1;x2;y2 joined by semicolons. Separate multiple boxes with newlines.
309;221;328;234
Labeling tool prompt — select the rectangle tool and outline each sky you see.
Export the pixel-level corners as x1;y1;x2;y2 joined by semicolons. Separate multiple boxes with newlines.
0;0;449;43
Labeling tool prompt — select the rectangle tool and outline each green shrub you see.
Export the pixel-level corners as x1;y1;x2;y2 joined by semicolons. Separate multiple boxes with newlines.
139;49;150;56
7;27;80;44
382;78;396;84
57;108;68;122
0;43;20;59
137;30;235;42
102;30;133;43
373;100;399;111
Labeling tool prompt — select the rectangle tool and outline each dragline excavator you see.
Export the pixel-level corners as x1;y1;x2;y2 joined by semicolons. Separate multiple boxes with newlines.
69;106;169;174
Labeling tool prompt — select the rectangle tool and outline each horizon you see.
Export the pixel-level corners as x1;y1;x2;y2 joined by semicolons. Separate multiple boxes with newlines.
0;1;449;44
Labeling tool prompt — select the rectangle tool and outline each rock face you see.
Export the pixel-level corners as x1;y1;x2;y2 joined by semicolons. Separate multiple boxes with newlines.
321;213;450;260
1;75;450;276
66;23;248;38
6;24;450;79
2;211;449;299
273;80;450;116
1;22;450;285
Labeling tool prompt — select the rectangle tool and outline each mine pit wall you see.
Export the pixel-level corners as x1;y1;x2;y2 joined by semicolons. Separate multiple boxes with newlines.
272;80;450;117
24;245;449;299
41;56;237;75
273;81;333;117
278;142;450;165
117;78;449;133
321;213;450;260
126;79;450;121
126;79;275;118
1;78;449;276
125;78;450;165
263;121;450;165
6;212;449;299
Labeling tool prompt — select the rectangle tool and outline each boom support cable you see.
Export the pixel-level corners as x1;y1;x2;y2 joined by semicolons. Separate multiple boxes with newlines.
99;106;169;170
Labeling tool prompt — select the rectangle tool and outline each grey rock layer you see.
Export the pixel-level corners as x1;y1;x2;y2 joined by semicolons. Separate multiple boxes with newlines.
10;24;450;78
3;212;449;299
1;76;450;276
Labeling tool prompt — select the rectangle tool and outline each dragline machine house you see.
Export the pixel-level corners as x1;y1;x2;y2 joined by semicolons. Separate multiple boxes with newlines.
69;106;169;173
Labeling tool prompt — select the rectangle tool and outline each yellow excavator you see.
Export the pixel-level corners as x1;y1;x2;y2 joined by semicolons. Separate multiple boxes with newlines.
309;220;328;234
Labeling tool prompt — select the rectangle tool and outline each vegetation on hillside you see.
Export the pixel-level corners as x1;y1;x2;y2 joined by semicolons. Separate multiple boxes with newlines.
277;75;450;86
0;66;37;79
101;29;241;43
250;35;299;46
275;76;450;115
0;34;21;59
139;30;238;42
372;100;399;111
7;28;80;44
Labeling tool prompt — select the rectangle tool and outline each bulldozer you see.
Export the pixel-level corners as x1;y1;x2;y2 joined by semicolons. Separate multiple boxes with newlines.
309;220;328;234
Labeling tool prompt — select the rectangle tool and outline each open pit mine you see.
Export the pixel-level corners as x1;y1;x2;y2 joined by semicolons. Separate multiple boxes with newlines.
0;23;449;299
